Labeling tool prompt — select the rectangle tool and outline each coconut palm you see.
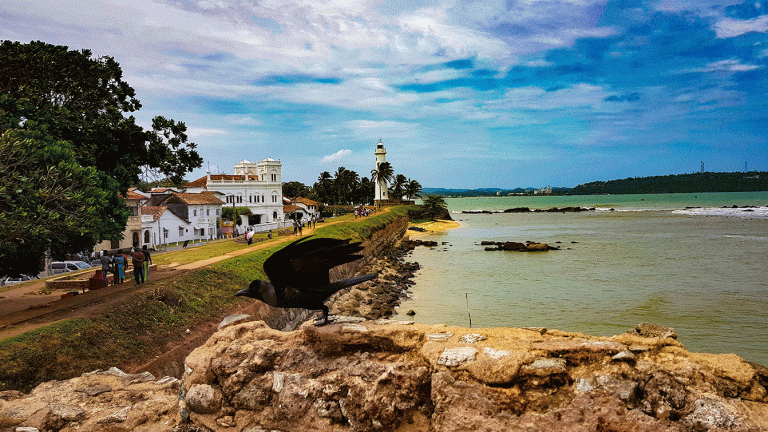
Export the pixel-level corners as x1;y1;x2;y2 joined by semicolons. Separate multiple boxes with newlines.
390;174;407;199
404;179;423;201
316;171;332;204
370;161;394;202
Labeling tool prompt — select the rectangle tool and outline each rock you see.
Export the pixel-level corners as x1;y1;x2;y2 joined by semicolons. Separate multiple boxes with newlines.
186;384;222;414
5;321;768;432
426;332;453;341
631;323;678;339
218;313;253;330
460;334;487;344
406;310;416;316
438;347;478;366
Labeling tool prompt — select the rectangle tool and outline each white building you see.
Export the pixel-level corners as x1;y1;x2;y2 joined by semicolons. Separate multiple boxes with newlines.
374;139;389;204
141;192;224;246
185;158;285;230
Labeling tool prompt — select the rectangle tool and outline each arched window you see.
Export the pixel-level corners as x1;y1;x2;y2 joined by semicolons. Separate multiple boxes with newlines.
143;230;150;244
273;211;278;220
133;232;139;247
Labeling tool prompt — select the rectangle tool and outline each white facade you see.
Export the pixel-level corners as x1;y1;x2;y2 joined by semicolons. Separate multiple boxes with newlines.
374;139;389;202
186;158;284;226
142;208;190;246
141;192;225;247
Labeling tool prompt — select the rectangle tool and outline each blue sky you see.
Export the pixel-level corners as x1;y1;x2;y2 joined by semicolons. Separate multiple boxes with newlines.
2;0;767;188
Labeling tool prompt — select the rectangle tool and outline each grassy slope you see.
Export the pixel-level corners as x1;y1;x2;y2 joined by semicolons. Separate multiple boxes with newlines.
0;207;411;392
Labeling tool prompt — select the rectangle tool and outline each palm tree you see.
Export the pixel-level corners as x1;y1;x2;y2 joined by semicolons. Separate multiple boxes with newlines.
390;174;407;200
316;171;332;204
370;161;394;202
404;179;423;201
334;166;348;205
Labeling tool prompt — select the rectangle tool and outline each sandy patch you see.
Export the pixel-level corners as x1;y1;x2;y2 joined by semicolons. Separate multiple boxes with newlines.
407;219;461;236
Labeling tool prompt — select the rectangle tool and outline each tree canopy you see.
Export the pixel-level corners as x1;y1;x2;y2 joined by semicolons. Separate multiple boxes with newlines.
0;40;203;276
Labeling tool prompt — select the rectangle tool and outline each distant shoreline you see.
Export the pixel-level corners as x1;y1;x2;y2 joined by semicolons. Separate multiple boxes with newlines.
406;219;462;236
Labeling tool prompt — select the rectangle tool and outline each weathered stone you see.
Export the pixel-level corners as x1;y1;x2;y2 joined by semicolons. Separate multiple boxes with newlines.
218;314;253;330
426;332;453;341
438;347;478;366
5;320;768;432
632;322;678;339
520;357;568;376
186;384;222;414
612;350;636;362
460;333;487;344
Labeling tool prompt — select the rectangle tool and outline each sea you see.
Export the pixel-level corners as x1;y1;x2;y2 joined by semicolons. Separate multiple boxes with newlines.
396;192;768;366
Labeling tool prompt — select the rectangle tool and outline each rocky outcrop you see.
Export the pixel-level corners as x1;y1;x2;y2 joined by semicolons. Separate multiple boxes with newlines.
3;319;768;432
178;319;768;432
0;368;181;431
481;240;561;252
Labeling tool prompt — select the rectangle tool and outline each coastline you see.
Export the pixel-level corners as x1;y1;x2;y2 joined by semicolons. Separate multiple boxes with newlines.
406;219;462;236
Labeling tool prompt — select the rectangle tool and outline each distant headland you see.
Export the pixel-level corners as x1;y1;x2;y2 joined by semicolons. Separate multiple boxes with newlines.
425;171;768;197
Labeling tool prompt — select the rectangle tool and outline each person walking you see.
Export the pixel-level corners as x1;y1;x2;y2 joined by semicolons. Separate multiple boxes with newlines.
100;251;112;287
113;250;125;284
132;249;145;285
142;245;153;283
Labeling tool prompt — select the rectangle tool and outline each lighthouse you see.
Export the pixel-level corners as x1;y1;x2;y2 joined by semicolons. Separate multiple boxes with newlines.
374;138;388;204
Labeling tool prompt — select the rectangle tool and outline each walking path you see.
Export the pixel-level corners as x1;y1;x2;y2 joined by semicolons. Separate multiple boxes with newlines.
0;209;391;339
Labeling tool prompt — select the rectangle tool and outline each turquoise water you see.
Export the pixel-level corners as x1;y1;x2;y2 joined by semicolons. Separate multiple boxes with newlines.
398;192;768;365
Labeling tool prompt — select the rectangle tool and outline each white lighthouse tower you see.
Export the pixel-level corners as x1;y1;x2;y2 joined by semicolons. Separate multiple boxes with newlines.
374;138;389;204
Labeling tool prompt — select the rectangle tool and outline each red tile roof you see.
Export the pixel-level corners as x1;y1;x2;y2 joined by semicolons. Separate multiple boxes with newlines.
173;191;225;205
186;174;247;188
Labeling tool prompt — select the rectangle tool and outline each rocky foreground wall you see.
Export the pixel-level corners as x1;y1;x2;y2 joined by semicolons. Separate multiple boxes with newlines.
4;317;766;432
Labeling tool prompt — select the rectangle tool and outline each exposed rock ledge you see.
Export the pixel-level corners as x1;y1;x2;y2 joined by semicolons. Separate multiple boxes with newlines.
3;319;768;432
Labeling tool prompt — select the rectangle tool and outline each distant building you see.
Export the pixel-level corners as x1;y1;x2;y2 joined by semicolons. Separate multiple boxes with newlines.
185;158;284;227
141;192;224;246
534;185;553;195
94;188;148;253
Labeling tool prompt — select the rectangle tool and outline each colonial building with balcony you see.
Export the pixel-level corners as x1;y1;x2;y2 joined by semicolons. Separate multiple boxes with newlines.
94;188;148;253
185;158;284;229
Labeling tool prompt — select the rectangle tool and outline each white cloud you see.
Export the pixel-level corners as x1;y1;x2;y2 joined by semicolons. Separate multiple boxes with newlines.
321;149;353;163
186;128;227;137
714;15;768;38
703;59;761;72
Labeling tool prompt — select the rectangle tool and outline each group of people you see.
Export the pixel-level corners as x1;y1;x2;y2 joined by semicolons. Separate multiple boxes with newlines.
354;207;373;218
292;216;318;235
98;245;153;287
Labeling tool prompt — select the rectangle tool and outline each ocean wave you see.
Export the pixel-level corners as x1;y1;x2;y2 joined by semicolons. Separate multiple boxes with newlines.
672;206;768;219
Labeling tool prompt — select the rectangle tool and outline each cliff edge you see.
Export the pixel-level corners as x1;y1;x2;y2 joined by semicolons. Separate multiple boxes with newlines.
2;318;768;432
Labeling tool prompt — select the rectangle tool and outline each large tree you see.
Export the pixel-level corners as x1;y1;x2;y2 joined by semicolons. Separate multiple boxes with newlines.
371;161;394;202
0;41;202;192
0;41;203;275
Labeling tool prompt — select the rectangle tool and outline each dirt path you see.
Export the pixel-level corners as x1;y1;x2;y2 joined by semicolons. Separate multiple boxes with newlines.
0;210;390;341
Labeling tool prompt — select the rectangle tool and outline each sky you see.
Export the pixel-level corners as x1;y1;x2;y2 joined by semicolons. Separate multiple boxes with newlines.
2;0;768;189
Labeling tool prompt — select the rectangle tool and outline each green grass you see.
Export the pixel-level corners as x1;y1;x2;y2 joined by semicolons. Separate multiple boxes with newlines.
0;207;411;392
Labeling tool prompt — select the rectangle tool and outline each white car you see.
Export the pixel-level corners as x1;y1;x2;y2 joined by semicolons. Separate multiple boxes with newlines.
51;261;92;274
1;274;38;286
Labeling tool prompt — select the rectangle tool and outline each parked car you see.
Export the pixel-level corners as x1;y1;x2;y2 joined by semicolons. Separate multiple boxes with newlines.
0;274;38;286
50;261;92;274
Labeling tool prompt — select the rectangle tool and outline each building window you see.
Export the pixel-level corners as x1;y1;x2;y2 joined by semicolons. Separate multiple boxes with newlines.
273;211;278;219
206;209;210;216
200;228;205;236
163;228;168;239
193;209;197;216
131;206;139;216
271;173;276;181
216;209;220;215
179;226;184;236
237;195;243;203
